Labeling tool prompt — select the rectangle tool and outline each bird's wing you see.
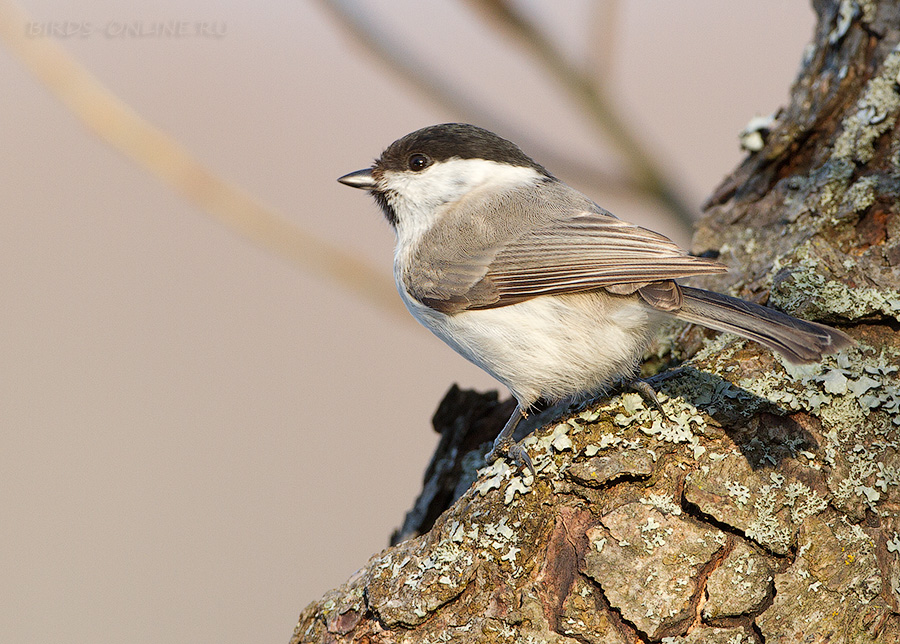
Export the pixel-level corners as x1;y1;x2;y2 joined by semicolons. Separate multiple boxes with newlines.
407;187;726;314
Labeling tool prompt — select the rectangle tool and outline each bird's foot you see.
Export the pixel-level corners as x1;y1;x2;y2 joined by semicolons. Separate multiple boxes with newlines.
629;379;669;420
487;436;535;479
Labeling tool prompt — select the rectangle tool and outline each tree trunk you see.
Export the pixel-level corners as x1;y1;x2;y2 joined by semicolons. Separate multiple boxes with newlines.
292;2;900;642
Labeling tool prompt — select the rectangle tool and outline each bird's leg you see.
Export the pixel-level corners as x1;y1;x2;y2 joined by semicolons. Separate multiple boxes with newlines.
629;379;668;419
487;404;535;478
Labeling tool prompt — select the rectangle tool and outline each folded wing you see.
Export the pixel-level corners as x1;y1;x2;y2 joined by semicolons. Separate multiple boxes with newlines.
407;187;726;314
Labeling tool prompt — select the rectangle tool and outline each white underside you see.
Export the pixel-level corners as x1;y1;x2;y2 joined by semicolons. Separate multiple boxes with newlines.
398;285;655;407
384;156;656;407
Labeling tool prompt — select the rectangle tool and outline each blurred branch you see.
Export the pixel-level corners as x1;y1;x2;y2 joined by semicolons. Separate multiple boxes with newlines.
586;0;619;84
0;0;403;318
464;0;696;232
318;0;637;197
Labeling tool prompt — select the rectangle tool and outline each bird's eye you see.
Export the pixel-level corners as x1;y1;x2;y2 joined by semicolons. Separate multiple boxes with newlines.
407;153;431;172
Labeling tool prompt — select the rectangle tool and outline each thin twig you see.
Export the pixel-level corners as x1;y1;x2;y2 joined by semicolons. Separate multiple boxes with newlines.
586;0;619;84
318;0;636;196
0;0;404;318
465;0;696;232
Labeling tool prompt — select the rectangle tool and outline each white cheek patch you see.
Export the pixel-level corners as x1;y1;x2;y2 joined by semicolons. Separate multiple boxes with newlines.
383;158;543;250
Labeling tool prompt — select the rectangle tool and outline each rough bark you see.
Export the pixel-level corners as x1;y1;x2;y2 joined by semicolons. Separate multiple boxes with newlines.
292;2;900;642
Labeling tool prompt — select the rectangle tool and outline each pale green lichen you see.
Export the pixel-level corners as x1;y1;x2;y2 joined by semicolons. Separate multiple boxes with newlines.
737;344;899;430
612;391;707;457
744;476;793;552
887;533;900;552
858;0;877;23
584;432;623;455
784;480;829;524
842;174;878;212
474;461;508;496
799;158;855;219
769;241;900;321
364;532;481;627
640;492;683;516
640;515;674;554
654;351;779;430
829;436;900;515
503;476;530;504
475;458;537;504
761;41;900;258
725;481;751;506
832;46;900;163
741;477;824;552
428;514;529;583
549;423;574;452
730;341;900;524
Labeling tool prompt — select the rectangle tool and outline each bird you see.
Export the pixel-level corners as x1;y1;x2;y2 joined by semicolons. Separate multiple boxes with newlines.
338;123;851;475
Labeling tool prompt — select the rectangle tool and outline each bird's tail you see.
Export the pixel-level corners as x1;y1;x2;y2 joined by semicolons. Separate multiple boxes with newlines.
673;286;852;364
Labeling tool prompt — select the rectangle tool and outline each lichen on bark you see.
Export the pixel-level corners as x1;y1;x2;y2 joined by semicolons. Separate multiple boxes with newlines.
293;1;900;642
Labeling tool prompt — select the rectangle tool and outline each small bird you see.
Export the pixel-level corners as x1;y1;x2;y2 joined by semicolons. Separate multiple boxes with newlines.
338;123;851;474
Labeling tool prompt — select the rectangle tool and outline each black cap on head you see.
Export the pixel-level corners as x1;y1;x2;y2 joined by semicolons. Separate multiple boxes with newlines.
374;123;551;177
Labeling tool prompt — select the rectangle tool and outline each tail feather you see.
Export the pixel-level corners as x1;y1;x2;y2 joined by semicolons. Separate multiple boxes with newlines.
673;286;852;364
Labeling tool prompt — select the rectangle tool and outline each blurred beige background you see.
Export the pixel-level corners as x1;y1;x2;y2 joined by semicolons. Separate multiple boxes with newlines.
1;1;814;643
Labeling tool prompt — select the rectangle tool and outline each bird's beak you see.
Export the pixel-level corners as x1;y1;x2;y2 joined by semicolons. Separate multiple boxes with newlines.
337;168;377;190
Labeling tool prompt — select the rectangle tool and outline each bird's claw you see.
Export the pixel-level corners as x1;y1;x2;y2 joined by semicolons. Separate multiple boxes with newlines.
488;438;535;479
630;379;669;421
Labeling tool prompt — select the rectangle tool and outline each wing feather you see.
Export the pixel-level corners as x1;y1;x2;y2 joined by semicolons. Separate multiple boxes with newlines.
406;182;726;313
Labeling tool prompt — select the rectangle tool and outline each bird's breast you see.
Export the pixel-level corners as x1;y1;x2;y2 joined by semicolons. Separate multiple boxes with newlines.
395;279;656;407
